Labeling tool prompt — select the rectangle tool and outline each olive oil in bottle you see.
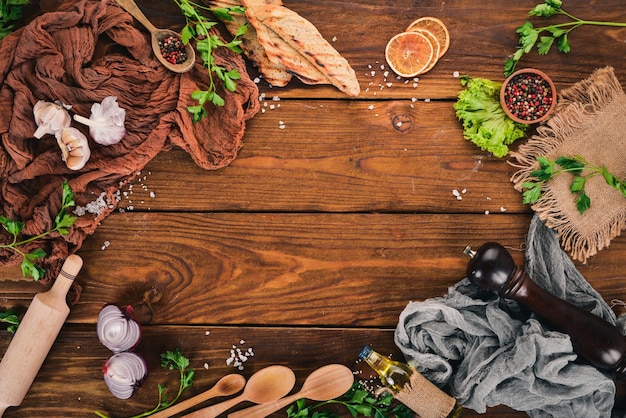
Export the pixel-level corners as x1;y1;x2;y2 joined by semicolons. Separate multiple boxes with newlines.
358;345;463;418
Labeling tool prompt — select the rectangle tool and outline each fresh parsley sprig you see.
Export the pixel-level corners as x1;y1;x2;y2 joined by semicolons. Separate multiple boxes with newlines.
522;155;626;214
95;349;195;418
505;0;626;76
0;0;29;41
287;383;413;418
0;308;19;334
174;0;247;122
0;181;76;281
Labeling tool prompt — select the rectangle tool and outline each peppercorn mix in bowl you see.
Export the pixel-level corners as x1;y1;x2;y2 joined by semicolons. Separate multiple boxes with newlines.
500;68;557;124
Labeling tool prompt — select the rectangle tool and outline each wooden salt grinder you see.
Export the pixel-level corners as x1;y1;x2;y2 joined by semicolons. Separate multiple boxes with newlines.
0;255;83;416
464;242;626;404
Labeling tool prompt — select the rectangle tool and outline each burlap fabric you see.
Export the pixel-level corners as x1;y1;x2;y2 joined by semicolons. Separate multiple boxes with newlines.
0;0;260;299
510;67;626;263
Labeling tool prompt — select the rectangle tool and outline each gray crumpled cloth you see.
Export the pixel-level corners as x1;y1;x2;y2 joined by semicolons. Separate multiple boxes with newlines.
395;214;626;417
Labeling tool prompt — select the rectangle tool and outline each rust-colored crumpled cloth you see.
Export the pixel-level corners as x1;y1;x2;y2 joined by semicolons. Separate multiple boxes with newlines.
0;0;259;300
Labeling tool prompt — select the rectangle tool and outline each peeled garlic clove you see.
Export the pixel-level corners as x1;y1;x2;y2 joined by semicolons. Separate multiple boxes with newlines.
103;352;147;399
56;127;90;170
97;305;142;353
33;100;71;139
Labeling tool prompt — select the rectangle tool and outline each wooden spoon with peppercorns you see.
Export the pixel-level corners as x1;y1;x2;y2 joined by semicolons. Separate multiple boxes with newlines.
115;0;195;73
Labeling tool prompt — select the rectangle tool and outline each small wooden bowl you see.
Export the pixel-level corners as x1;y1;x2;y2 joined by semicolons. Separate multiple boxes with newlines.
500;68;557;124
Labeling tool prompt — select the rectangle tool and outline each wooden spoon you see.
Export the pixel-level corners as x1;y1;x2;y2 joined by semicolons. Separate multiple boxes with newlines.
227;364;354;418
114;0;195;73
150;374;246;418
182;365;296;418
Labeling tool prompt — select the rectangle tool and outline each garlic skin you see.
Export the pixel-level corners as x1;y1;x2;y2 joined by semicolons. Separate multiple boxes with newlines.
33;100;71;139
103;352;147;399
97;305;142;353
56;127;91;170
73;96;126;146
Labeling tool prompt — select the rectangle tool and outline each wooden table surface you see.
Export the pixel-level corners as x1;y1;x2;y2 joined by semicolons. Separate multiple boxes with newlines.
2;0;626;416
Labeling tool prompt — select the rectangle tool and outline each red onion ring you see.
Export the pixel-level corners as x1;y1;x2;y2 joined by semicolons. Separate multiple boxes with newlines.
97;304;142;353
102;352;148;399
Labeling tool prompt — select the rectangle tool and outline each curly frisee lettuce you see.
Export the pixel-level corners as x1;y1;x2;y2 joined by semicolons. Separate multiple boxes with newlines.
454;76;529;158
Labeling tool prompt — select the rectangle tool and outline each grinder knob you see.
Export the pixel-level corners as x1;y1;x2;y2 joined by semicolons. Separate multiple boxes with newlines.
464;242;517;293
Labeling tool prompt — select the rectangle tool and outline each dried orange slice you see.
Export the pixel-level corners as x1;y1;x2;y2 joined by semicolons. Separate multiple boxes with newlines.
385;31;434;78
406;17;450;58
410;28;440;74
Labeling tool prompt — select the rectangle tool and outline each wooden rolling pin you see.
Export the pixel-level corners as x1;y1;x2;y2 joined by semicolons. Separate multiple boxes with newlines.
0;254;83;416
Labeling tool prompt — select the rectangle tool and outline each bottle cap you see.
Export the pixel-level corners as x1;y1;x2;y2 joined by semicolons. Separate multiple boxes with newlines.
358;345;372;360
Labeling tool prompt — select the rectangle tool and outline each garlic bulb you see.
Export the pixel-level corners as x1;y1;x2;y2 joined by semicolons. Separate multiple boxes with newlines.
97;305;142;353
103;352;147;399
56;127;90;170
73;96;126;145
33;100;71;139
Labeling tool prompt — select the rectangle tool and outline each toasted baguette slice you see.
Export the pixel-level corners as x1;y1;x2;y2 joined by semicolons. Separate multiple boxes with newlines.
205;0;292;86
245;5;329;85
247;3;360;96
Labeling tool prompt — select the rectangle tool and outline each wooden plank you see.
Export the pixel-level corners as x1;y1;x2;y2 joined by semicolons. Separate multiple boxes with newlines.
117;100;531;213
0;324;522;417
2;212;623;327
61;212;531;326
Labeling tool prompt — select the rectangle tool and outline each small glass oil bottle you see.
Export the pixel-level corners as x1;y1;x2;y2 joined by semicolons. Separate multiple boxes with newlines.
358;345;463;418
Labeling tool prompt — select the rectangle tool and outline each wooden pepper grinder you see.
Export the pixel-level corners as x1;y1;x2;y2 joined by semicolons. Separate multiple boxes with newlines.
464;242;626;404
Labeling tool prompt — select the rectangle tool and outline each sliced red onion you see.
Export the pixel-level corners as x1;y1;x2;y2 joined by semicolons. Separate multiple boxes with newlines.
103;352;147;399
97;305;142;353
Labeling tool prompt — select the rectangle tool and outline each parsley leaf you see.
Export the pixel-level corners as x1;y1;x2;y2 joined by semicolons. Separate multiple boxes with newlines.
505;0;626;76
286;382;413;418
521;155;626;214
0;0;29;41
0;181;77;280
173;0;247;122
0;308;20;334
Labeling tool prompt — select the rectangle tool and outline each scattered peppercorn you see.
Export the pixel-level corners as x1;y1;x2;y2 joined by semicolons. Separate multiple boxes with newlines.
503;72;553;121
158;35;187;65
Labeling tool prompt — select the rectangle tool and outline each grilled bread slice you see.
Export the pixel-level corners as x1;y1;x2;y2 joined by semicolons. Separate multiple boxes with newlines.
206;0;292;86
245;3;360;96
